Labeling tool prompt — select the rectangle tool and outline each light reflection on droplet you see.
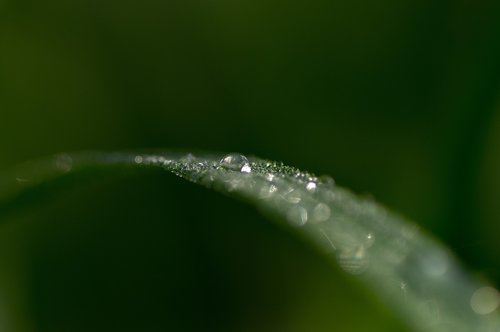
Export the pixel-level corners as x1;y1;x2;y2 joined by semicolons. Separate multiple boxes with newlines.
470;287;500;315
287;206;308;227
306;181;317;192
240;164;252;173
366;233;375;247
311;203;331;223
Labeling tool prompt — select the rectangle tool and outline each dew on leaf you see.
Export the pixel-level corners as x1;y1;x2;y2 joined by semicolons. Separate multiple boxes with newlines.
306;181;317;192
240;164;252;173
282;188;302;204
219;153;252;173
259;183;278;199
287;206;308;227
338;245;369;275
3;151;499;332
311;203;331;223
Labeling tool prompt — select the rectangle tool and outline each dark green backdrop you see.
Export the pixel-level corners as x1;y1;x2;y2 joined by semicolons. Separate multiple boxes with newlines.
0;0;499;330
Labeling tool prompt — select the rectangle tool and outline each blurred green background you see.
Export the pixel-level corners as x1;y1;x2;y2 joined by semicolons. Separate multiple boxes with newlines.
0;0;500;330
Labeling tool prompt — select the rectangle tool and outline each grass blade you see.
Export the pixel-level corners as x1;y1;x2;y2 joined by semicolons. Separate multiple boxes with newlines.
0;151;499;332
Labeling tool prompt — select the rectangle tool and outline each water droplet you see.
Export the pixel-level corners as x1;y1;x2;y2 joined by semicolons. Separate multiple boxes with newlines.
311;203;331;223
306;181;317;192
219;153;251;172
470;287;500;315
338;246;369;275
134;156;144;164
287;206;308;227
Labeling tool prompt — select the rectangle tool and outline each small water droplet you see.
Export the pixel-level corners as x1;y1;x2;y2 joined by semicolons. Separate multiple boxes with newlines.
287;206;308;227
311;203;331;223
338;246;369;275
471;287;499;315
219;153;250;171
306;181;317;192
134;156;143;164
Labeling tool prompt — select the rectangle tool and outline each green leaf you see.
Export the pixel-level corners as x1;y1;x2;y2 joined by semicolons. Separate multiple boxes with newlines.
1;151;499;332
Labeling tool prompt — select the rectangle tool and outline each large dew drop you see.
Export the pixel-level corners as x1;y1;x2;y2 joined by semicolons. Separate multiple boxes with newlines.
219;153;251;173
